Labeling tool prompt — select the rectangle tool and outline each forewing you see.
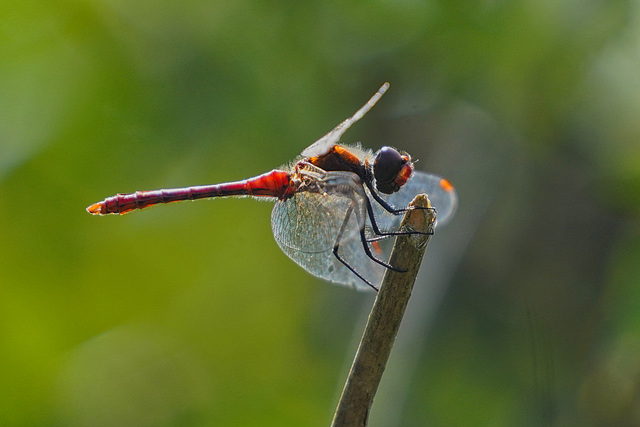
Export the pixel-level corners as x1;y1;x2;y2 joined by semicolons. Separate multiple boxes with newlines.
370;171;458;233
271;175;386;290
301;83;389;158
272;192;350;254
274;217;386;290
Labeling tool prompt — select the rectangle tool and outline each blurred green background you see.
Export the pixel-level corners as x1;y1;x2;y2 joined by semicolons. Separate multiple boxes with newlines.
2;0;640;425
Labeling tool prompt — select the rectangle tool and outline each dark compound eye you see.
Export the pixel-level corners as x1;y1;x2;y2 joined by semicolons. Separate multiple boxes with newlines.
373;146;406;194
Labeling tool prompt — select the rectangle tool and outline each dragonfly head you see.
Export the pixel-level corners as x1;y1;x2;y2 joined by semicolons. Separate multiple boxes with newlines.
373;146;413;194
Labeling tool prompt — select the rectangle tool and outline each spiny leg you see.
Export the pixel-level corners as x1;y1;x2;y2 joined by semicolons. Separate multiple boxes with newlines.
331;205;379;290
364;181;435;240
332;247;379;292
331;202;407;290
342;201;405;271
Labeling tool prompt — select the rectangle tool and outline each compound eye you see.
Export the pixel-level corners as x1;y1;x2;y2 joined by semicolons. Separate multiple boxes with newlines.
373;146;405;194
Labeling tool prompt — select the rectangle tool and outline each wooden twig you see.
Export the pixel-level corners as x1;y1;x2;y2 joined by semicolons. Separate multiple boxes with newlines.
331;194;436;427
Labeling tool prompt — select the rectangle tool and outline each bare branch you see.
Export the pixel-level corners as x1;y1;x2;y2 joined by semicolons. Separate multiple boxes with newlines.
331;194;436;427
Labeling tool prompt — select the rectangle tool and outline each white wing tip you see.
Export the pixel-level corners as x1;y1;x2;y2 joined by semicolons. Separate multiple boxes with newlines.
300;82;391;158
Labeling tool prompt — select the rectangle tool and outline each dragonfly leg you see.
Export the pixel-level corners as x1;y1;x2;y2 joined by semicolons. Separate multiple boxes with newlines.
343;202;406;273
358;228;407;272
366;179;435;215
332;247;379;292
330;204;382;291
331;202;408;291
363;190;435;240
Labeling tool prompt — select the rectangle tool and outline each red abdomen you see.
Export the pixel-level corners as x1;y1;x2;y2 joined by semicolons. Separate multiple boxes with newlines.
87;169;291;215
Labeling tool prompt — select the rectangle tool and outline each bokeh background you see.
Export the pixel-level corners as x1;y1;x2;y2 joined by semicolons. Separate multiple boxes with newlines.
2;1;640;425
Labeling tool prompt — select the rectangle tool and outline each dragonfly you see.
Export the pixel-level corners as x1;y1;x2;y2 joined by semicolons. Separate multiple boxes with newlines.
87;83;457;291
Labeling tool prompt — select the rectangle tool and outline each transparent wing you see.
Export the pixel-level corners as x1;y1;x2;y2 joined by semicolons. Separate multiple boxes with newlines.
369;171;458;233
271;171;387;290
272;191;352;254
301;83;389;158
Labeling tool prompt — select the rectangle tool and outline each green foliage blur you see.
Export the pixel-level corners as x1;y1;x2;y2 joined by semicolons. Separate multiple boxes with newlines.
2;1;639;425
